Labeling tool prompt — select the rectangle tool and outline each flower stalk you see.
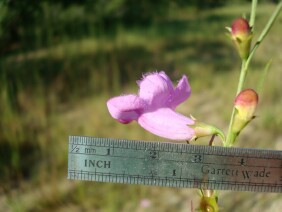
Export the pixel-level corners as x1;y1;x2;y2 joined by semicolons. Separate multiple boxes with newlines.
226;1;282;147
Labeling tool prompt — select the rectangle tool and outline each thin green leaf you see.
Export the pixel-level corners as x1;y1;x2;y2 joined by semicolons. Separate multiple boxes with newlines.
257;59;272;95
247;2;282;66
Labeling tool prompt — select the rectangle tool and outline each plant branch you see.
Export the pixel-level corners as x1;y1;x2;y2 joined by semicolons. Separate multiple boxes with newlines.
225;1;282;147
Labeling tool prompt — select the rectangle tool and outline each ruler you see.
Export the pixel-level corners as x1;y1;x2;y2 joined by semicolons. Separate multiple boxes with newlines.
67;136;282;193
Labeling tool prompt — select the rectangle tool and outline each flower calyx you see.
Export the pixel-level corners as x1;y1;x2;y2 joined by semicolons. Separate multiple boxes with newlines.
188;116;225;144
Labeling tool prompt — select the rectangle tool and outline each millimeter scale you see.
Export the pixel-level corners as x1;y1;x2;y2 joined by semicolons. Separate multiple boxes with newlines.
68;136;282;193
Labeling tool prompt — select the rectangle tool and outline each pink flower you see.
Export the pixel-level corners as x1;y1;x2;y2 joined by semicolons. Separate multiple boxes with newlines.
107;71;195;140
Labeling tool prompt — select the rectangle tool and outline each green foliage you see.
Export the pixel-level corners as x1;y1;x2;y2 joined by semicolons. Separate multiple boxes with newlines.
0;0;172;54
3;0;259;54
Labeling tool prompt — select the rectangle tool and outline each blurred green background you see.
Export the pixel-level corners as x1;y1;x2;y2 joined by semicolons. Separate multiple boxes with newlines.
0;0;281;211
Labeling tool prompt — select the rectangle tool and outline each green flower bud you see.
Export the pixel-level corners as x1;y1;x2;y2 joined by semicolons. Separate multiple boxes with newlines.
199;189;219;212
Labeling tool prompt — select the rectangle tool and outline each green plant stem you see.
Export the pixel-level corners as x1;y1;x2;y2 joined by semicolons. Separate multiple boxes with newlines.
249;0;257;29
225;1;282;147
225;60;247;147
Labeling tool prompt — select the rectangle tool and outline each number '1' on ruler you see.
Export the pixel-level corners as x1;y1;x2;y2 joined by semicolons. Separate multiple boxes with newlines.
68;136;282;193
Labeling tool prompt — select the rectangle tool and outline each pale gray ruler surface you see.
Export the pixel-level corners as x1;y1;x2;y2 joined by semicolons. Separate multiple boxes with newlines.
68;136;282;193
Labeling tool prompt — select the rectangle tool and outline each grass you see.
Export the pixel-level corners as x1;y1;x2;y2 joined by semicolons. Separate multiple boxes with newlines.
0;2;282;211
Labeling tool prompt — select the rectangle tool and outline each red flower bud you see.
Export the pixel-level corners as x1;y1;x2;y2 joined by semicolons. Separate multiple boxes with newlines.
231;18;251;40
230;18;252;59
232;89;258;134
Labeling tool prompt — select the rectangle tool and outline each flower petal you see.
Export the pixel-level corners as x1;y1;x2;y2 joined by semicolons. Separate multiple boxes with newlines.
170;75;191;109
158;71;174;89
107;94;146;124
138;108;195;140
138;72;174;110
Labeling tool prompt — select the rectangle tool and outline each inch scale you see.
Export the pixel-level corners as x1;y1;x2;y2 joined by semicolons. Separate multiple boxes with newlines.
68;136;282;193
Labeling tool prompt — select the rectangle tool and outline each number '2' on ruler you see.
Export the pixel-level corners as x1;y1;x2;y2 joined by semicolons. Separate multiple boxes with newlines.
68;136;282;193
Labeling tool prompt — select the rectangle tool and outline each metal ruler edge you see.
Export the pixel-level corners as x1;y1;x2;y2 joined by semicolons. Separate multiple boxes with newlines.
67;135;282;193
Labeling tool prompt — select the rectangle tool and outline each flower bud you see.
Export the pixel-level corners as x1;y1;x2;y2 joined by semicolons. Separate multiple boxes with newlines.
232;89;258;135
230;18;252;59
199;189;219;212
